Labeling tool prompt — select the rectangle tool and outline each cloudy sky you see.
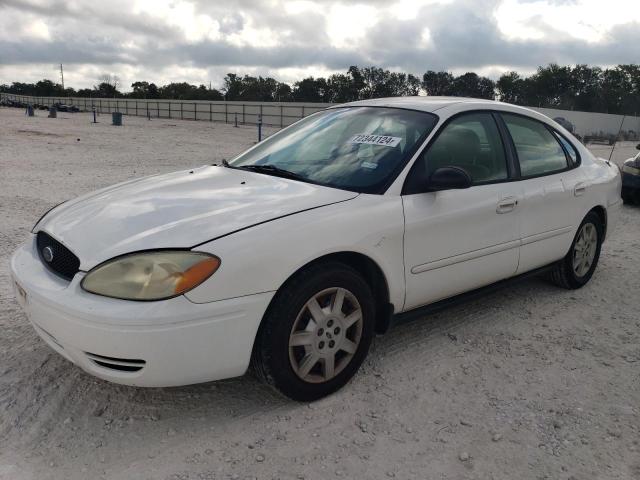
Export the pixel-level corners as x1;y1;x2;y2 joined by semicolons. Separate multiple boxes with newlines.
1;0;639;91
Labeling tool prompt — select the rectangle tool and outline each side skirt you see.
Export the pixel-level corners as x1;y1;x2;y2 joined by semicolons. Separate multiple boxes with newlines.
389;263;557;328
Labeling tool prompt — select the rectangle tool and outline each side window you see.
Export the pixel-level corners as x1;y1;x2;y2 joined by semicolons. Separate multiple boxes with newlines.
502;114;568;177
421;113;508;184
553;131;579;165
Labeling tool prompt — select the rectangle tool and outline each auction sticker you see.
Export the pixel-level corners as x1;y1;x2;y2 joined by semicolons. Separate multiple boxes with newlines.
350;134;401;148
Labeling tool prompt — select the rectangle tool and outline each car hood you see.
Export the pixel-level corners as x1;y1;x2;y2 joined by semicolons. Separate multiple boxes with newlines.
37;166;358;270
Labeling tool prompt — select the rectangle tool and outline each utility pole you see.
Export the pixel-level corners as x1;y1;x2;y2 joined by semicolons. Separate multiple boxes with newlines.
60;64;65;91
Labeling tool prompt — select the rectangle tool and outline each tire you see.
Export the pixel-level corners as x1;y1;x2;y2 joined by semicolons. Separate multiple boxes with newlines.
252;262;375;401
550;211;603;289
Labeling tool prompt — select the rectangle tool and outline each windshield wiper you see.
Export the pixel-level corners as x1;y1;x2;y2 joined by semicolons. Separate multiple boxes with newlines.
237;164;308;182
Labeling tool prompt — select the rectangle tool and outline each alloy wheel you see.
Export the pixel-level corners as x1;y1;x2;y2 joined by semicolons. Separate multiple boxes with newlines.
288;287;363;383
572;222;598;277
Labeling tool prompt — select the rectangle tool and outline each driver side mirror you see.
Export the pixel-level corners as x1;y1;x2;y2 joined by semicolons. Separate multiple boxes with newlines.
426;166;472;191
636;143;640;151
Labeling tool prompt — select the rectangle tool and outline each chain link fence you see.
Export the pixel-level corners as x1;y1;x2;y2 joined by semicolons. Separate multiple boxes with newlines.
3;92;639;140
0;92;334;127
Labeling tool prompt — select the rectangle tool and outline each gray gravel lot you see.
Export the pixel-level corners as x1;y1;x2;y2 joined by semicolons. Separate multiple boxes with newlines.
0;107;639;480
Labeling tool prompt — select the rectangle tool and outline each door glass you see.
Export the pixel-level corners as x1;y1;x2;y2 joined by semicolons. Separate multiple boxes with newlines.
422;113;508;183
502;114;568;176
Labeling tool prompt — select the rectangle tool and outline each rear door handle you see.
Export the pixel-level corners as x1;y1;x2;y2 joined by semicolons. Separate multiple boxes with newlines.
497;196;518;214
574;183;587;196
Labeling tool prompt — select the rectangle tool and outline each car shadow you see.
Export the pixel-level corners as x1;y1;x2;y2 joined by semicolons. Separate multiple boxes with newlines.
2;273;560;454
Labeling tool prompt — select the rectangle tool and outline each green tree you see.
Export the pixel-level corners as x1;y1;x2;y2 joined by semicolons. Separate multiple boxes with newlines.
93;82;120;97
292;77;329;102
497;71;524;104
451;72;495;99
274;82;293;102
130;81;160;99
421;71;454;96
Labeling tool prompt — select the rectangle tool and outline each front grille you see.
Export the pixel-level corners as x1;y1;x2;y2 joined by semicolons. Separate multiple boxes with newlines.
36;231;80;280
85;352;146;372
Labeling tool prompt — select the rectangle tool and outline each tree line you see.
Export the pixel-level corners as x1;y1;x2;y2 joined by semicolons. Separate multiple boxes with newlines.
2;64;639;115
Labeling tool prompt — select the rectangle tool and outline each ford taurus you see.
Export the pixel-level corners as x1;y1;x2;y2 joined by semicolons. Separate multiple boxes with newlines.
11;97;622;401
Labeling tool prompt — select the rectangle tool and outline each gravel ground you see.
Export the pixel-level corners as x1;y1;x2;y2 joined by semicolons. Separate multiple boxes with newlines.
0;107;638;480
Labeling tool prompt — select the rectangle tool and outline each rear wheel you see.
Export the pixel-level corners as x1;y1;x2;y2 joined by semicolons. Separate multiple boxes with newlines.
252;262;375;401
550;211;603;289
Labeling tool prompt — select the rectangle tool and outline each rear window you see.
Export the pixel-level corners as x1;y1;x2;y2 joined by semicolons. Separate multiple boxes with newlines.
502;114;568;177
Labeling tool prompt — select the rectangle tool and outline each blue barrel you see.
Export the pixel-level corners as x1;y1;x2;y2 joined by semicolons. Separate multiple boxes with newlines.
112;112;123;126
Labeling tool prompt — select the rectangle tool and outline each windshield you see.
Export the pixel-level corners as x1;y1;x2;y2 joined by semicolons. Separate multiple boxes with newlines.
230;107;438;193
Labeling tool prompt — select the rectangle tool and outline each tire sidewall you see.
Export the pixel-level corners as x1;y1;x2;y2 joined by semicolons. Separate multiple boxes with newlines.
259;263;375;401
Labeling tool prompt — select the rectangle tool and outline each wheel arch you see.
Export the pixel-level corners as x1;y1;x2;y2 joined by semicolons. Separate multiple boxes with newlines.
260;251;394;338
589;205;607;240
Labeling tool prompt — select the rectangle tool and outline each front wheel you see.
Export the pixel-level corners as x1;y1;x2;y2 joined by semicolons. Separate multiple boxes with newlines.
549;211;603;289
252;262;375;401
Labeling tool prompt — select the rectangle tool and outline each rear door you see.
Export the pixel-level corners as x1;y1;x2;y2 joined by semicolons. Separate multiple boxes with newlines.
499;113;585;273
402;112;522;311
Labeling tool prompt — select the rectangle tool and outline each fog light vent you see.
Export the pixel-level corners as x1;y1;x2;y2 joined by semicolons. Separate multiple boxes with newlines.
85;352;146;372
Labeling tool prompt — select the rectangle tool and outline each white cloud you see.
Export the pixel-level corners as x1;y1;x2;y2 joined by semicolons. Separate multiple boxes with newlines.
325;4;379;48
24;18;51;41
495;0;640;43
1;0;640;90
132;0;220;42
388;0;453;21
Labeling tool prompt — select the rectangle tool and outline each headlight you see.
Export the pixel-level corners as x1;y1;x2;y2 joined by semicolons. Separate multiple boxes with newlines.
81;251;220;301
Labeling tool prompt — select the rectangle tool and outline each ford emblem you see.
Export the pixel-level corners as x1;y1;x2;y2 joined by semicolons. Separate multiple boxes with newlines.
42;246;54;263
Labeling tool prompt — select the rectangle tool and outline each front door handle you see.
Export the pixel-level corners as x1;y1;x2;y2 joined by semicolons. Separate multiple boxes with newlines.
574;182;587;196
497;196;518;214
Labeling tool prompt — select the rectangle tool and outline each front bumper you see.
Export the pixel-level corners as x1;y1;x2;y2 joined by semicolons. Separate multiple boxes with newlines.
10;238;274;387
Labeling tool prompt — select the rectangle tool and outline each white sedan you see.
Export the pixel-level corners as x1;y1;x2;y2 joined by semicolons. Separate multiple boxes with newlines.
11;97;622;401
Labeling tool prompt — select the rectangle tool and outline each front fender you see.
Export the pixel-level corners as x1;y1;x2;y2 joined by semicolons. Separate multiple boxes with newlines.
185;194;406;310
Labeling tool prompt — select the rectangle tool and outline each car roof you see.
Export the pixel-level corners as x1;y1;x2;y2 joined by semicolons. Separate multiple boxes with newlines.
333;96;532;115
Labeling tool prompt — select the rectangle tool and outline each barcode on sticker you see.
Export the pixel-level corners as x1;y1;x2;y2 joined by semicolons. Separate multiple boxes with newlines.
350;134;401;148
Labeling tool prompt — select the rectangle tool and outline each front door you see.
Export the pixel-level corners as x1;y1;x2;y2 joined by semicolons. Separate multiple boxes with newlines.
402;112;521;311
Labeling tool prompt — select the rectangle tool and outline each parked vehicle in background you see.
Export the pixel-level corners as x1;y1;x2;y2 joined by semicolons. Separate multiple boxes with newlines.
11;97;622;401
584;133;617;145
553;117;583;142
0;99;26;108
51;103;79;113
621;144;640;204
553;117;575;134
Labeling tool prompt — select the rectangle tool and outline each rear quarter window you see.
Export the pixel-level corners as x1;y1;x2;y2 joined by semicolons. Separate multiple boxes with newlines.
502;114;568;177
553;132;579;165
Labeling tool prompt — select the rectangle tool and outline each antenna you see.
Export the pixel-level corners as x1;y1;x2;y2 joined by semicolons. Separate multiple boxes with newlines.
608;115;626;163
60;63;65;91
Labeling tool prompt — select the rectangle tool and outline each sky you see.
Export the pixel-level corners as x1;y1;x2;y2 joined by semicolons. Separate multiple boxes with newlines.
1;0;639;91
